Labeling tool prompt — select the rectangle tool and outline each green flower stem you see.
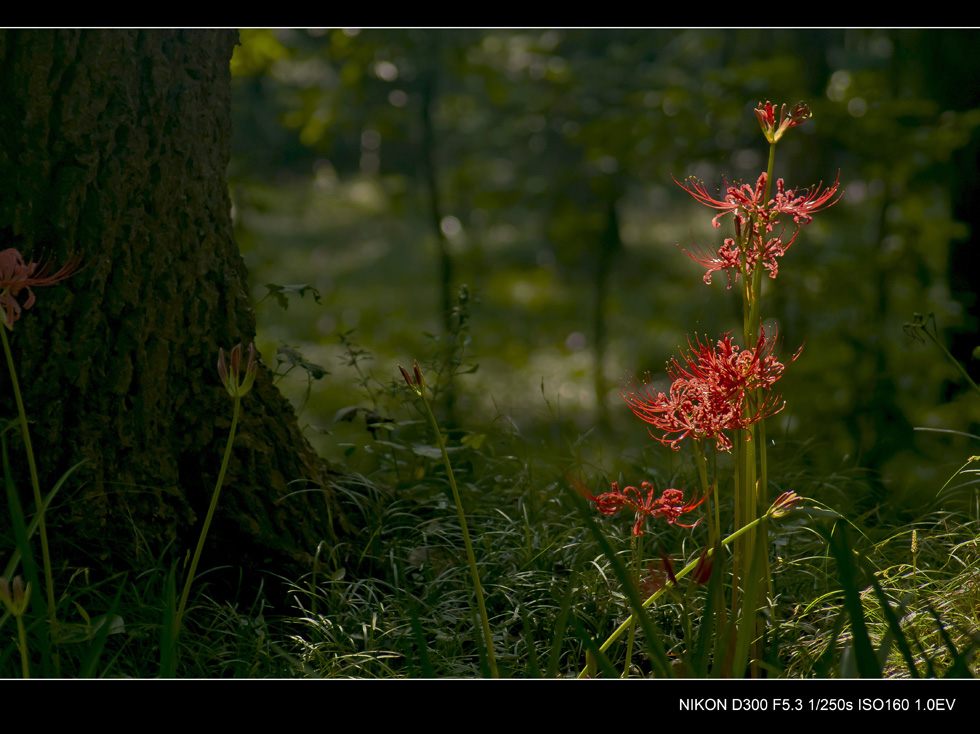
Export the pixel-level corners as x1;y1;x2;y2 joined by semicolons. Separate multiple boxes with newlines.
693;443;717;547
0;326;58;646
417;391;499;678
763;142;776;207
175;394;240;634
746;141;776;340
16;610;29;678
622;531;641;677
918;318;980;399
580;506;780;678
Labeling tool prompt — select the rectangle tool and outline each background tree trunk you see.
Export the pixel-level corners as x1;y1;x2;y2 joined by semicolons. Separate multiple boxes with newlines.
0;29;334;582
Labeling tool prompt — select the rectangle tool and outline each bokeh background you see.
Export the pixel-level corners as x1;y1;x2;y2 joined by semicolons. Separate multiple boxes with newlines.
227;29;980;513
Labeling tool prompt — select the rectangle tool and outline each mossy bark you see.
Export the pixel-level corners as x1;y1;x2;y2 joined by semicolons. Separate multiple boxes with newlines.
0;29;335;579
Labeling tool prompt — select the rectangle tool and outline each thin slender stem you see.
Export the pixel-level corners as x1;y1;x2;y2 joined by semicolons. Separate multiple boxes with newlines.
1;326;58;654
693;443;716;547
17;613;29;678
622;531;640;677
920;320;980;399
175;394;240;634
418;393;499;678
763;142;776;204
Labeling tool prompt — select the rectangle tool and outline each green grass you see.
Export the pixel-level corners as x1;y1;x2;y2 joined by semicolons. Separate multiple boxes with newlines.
4;370;977;677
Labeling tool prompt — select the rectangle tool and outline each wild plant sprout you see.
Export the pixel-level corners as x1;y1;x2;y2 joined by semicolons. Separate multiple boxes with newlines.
578;102;839;676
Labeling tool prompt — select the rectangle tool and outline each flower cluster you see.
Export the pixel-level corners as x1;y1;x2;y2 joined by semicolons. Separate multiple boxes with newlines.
676;171;840;288
674;102;839;290
577;479;706;535
621;328;799;451
0;248;82;330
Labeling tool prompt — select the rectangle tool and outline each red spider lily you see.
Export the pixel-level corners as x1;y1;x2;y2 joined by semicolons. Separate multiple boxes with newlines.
622;328;799;452
676;167;840;288
622;374;738;452
755;100;811;144
575;478;707;535
0;248;83;330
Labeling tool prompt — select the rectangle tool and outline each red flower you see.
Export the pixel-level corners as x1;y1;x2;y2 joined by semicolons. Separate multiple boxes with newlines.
676;166;840;289
622;328;799;451
0;248;82;330
577;479;706;535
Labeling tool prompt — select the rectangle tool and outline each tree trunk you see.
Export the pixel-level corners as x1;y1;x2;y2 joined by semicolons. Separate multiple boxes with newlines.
0;29;334;581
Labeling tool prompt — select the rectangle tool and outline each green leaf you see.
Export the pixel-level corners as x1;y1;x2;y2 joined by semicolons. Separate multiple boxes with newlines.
412;445;444;459
276;345;328;380
332;406;361;423
795;506;845;520
822;521;882;678
263;283;323;310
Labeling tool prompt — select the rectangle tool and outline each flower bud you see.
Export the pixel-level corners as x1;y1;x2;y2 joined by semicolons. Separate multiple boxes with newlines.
0;575;31;617
398;360;425;396
769;491;802;518
218;341;258;398
755;100;811;144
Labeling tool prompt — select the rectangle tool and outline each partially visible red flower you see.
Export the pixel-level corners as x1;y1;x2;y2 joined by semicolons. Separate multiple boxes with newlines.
0;248;83;330
640;551;680;597
658;548;679;586
691;547;714;585
639;561;669;597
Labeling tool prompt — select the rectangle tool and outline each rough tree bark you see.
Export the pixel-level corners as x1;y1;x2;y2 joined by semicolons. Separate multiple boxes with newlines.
0;30;335;581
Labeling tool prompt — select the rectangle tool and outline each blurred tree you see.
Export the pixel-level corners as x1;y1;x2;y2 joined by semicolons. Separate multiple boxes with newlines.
0;30;335;581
